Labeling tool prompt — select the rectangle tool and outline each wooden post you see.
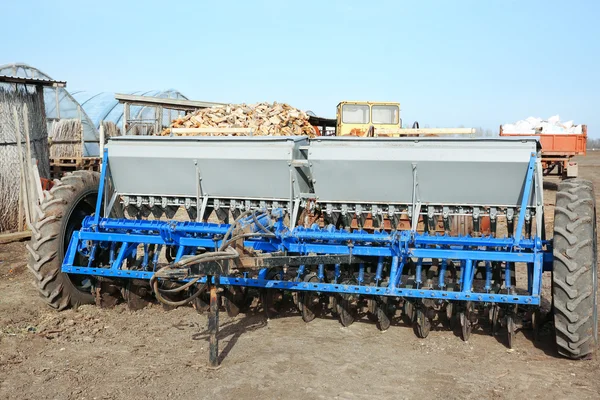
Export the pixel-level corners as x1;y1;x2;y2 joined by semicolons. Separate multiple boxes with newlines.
31;158;44;204
99;124;105;156
55;87;60;119
77;105;84;158
22;104;37;221
208;278;220;369
17;174;23;231
123;103;129;135
14;107;31;229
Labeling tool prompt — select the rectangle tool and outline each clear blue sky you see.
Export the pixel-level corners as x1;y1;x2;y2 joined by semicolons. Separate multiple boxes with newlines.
2;0;599;136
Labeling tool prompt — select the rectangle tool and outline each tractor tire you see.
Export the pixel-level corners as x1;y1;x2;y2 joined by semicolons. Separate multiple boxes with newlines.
552;178;598;359
26;171;102;310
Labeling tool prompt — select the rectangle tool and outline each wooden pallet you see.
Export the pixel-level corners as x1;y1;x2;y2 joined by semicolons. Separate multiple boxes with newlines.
50;157;101;179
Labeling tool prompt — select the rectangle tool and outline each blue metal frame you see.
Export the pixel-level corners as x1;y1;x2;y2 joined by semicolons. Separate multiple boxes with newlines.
61;149;551;307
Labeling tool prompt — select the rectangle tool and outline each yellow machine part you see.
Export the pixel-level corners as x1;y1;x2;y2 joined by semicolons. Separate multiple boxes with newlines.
335;101;475;137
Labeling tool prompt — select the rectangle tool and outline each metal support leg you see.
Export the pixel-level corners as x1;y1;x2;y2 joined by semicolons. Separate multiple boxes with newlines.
375;256;384;284
439;259;447;288
527;262;533;294
208;276;219;369
334;264;341;283
484;261;492;292
388;256;400;290
505;262;513;293
297;264;305;279
442;207;450;234
532;253;543;297
415;258;423;288
87;244;98;268
141;244;149;269
462;260;473;293
152;244;162;271
457;260;465;286
174;246;186;263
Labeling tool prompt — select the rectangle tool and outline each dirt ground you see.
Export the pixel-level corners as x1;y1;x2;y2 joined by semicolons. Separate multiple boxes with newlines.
1;153;600;400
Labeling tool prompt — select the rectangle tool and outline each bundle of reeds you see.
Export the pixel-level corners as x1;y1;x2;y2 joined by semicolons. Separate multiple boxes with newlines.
49;118;82;158
0;86;49;232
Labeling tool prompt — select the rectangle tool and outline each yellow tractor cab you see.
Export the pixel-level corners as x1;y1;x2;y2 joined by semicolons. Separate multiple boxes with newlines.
336;101;401;137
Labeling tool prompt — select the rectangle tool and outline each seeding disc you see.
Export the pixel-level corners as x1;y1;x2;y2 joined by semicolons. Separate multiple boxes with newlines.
415;308;431;338
301;274;321;322
460;302;474;341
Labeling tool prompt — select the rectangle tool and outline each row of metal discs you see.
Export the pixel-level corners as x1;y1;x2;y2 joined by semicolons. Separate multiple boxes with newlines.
112;275;536;348
206;278;539;349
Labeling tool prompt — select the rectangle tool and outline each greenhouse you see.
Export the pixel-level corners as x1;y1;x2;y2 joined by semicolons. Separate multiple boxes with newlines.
0;63;188;156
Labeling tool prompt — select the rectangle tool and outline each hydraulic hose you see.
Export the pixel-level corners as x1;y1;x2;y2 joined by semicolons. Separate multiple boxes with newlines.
151;209;276;307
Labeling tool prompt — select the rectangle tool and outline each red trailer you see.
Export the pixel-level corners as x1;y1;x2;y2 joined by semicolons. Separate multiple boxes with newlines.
500;125;587;178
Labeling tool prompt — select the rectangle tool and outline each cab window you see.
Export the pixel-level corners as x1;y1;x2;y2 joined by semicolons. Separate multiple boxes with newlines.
372;105;399;124
342;104;370;124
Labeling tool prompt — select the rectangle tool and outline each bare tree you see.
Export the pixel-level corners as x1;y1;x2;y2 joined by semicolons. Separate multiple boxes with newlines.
587;137;600;150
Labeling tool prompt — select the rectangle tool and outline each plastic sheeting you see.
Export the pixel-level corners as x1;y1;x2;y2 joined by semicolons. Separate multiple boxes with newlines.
502;115;583;134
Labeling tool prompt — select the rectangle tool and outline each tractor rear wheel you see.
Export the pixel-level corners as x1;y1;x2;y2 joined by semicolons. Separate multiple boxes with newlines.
552;178;598;359
26;171;102;310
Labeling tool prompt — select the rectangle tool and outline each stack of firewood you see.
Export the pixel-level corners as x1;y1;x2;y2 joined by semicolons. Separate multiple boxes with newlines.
162;102;318;137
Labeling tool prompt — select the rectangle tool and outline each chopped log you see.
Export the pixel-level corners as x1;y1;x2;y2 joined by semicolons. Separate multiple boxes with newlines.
162;102;318;138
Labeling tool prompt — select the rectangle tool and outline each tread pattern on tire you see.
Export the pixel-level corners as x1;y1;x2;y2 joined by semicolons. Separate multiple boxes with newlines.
26;171;100;310
553;178;598;359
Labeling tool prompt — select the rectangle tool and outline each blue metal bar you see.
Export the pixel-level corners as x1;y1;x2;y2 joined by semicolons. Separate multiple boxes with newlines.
461;259;474;293
290;228;395;243
174;246;186;263
514;153;537;247
91;217;230;236
318;264;325;282
334;264;340;283
439;259;447;288
141;245;149;269
258;268;268;280
60;265;541;305
85;216;545;256
112;242;131;271
375;256;384;283
415;234;536;249
297;264;305;279
484;261;492;292
130;245;137;260
357;263;365;284
78;231;218;248
532;253;543;296
86;244;97;269
286;243;394;257
527;262;533;294
89;216;544;251
152;244;162;271
109;242;116;266
93;149;109;228
63;232;80;268
89;216;546;252
415;258;423;288
410;248;535;263
87;215;545;253
456;260;464;286
505;262;512;291
388;256;400;289
395;256;407;288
